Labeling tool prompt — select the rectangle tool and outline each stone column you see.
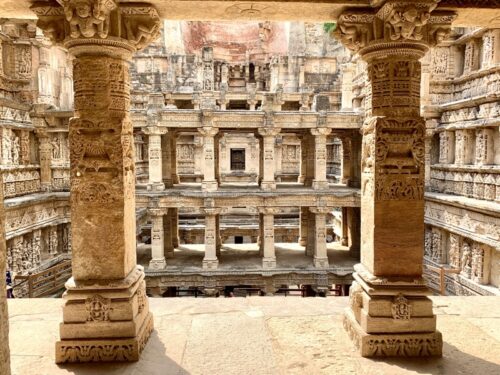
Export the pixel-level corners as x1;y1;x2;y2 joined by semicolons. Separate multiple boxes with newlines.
311;127;332;190
438;130;455;164
33;0;161;363
215;213;222;257
203;208;220;269
258;127;280;190
0;171;10;375
260;208;277;269
341;207;349;246
310;207;329;268
340;136;352;185
334;2;454;357
347;207;361;258
199;126;219;192
163;209;174;259
149;209;166;270
171;207;180;248
144;125;167;191
36;130;53;191
299;207;309;247
349;132;362;188
161;133;173;187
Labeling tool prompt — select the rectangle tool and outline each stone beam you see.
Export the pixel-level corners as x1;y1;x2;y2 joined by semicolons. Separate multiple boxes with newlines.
333;0;456;358
31;0;160;364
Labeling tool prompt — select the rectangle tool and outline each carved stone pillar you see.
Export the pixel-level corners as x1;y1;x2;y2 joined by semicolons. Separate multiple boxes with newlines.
203;207;220;269
341;207;349;246
163;209;174;259
32;0;161;363
171;207;180;248
161;133;172;187
334;1;455;357
215;213;221;257
310;207;329;268
199;126;219;192
149;209;166;270
475;128;495;165
311;127;332;190
439;130;455;164
144;125;167;191
339;135;352;185
0;174;10;375
455;129;473;165
260;207;277;269
258;127;280;190
36;130;53;191
347;207;361;258
299;206;309;247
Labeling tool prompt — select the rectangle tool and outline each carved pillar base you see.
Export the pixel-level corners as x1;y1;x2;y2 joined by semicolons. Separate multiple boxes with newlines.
313;257;329;268
343;264;442;357
56;266;153;364
149;257;166;270
260;181;276;191
312;180;329;190
202;258;219;270
262;257;276;269
201;181;218;192
147;182;165;191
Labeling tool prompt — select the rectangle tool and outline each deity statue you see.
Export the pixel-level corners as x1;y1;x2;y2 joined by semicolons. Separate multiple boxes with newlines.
65;0;112;39
2;131;12;163
12;135;20;164
51;136;61;159
461;242;472;278
387;6;432;41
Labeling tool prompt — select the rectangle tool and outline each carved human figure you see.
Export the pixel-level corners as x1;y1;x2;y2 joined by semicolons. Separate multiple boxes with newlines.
387;6;431;41
65;0;111;39
2;131;12;163
32;234;42;266
461;241;472;278
11;135;20;164
471;244;484;283
51;136;61;159
449;234;460;269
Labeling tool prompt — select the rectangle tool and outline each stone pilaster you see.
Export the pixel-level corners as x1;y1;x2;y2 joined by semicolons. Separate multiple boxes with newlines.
171;207;180;248
347;207;361;258
163;209;174;259
260;207;278;269
258;127;280;190
198;126;219;192
340;136;352;185
149;209;166;270
311;127;332;190
144;125;167;191
299;133;314;186
309;207;329;268
334;1;455;357
299;206;309;247
32;0;161;363
36;130;53;191
215;213;222;257
203;207;220;269
0;169;10;375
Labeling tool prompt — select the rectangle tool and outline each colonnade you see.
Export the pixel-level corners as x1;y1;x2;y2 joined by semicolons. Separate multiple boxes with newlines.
25;0;458;365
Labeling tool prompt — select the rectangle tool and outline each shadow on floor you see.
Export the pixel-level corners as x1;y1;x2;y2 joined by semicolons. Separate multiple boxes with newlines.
368;342;500;375
58;330;190;375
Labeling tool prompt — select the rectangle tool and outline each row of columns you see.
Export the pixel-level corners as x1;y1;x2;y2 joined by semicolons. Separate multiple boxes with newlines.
146;125;356;191
148;206;339;270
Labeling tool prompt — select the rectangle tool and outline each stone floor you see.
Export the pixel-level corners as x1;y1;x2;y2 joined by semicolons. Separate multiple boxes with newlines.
8;296;500;375
137;243;357;272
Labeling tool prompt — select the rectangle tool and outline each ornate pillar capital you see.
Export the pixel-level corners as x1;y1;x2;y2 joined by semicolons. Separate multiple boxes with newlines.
333;1;456;61
258;127;281;137
310;127;332;137
198;126;219;138
309;207;331;215
143;125;167;136
258;207;280;215
31;0;161;58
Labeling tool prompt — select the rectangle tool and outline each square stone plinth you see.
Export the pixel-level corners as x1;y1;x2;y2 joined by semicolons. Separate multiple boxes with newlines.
343;308;442;357
56;312;154;363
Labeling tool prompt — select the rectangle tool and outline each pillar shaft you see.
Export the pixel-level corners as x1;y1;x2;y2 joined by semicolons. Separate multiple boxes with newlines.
199;126;218;191
299;207;309;247
163;210;174;258
258;127;280;190
149;210;166;269
310;207;329;268
0;174;11;375
203;208;220;269
260;208;277;268
334;1;455;357
145;126;167;191
311;128;332;190
32;0;161;363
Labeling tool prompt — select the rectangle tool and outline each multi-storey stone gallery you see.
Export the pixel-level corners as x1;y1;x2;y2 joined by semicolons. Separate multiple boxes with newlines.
0;0;500;372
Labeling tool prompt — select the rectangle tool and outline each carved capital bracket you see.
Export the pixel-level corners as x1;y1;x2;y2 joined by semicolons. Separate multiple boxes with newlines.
31;0;161;57
333;1;456;61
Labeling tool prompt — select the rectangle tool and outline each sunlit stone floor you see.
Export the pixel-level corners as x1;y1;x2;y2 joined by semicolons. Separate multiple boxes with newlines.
8;296;500;375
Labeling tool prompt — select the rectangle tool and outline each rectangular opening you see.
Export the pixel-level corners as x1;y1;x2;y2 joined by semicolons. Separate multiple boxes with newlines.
230;148;245;171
